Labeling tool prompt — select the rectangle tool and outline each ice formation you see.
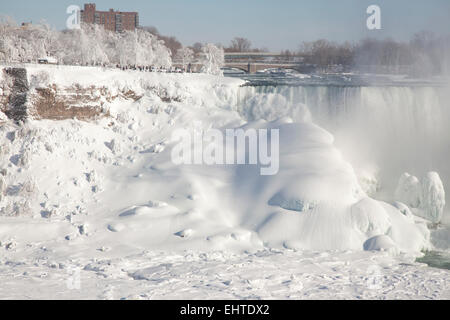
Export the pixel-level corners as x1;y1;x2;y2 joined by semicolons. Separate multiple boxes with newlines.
395;172;445;223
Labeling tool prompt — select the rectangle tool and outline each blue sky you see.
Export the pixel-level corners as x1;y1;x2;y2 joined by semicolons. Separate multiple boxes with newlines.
1;0;449;51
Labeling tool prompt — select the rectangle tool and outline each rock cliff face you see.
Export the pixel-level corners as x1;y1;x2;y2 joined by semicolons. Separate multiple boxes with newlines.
1;68;29;122
0;67;113;122
29;85;108;121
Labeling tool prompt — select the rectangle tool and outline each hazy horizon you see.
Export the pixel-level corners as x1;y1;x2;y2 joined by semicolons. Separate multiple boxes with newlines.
1;0;450;51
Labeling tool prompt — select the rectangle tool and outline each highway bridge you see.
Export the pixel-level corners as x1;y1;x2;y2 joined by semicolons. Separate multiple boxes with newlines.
174;52;310;74
224;52;305;73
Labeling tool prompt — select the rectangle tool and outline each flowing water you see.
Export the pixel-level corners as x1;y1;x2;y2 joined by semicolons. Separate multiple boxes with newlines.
231;73;450;199
416;251;450;270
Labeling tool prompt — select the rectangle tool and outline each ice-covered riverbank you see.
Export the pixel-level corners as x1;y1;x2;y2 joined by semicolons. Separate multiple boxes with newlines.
1;249;449;300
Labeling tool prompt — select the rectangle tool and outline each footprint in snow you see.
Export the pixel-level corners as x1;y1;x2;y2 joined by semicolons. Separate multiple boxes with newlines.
119;201;168;218
107;223;125;232
119;206;153;217
174;229;193;238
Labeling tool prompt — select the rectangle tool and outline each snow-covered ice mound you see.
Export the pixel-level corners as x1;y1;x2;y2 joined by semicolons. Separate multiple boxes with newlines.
0;65;433;257
161;118;430;252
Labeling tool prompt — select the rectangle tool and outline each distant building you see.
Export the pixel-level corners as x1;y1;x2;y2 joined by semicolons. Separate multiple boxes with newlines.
80;3;139;32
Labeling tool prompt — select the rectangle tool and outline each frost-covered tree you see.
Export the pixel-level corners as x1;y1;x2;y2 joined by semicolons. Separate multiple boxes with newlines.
0;16;172;68
200;43;224;75
83;25;110;65
175;47;194;71
116;30;137;66
151;38;172;68
115;29;171;68
0;17;57;63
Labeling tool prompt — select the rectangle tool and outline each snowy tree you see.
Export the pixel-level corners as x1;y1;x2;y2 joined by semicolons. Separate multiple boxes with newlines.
115;29;172;68
82;25;110;65
116;30;136;66
151;38;172;68
0;18;57;63
135;29;152;66
0;16;173;68
0;16;18;62
200;43;224;75
175;47;194;71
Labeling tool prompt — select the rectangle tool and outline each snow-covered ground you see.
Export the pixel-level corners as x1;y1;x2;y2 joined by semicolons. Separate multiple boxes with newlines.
1;249;449;300
0;65;448;299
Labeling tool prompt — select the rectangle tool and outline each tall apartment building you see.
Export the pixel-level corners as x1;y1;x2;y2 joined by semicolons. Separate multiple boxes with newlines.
80;3;139;32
